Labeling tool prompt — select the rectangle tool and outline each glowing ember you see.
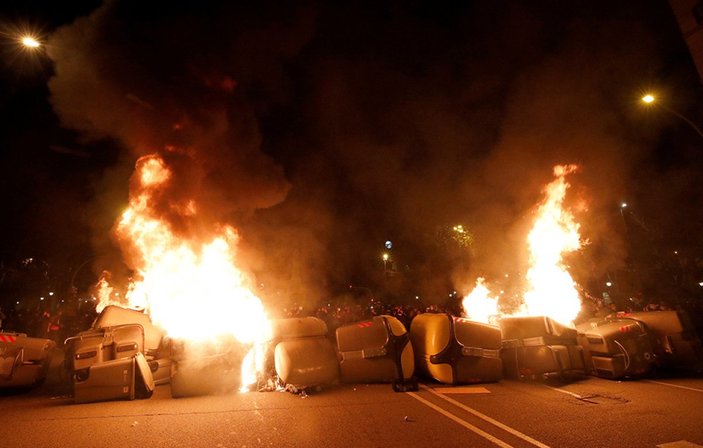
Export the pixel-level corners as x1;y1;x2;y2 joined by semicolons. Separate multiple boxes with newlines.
522;164;582;326
462;165;583;327
461;278;499;325
98;152;270;389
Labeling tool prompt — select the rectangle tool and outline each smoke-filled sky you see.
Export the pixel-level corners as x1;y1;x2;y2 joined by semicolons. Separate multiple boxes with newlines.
2;0;703;307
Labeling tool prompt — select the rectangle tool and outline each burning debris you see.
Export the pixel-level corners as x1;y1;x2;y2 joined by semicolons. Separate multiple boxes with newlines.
462;164;584;327
95;152;271;391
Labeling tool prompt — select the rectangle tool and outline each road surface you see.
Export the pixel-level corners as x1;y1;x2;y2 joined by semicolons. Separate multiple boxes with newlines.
2;373;703;448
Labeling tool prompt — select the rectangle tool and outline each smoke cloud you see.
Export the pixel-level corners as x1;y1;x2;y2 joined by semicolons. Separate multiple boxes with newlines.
45;1;702;309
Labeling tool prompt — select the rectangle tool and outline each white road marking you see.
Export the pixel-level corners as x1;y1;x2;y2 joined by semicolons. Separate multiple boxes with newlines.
432;386;491;394
543;384;584;399
644;380;703;393
656;440;703;447
422;385;551;448
406;392;514;448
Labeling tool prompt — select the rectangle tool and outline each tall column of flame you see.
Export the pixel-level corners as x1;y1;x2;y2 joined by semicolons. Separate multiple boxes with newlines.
522;164;582;326
462;164;583;327
98;153;270;389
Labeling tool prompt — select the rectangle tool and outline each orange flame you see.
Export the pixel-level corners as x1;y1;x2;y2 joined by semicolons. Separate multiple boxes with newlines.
98;153;270;389
462;165;583;327
94;271;128;312
461;277;499;325
522;164;582;326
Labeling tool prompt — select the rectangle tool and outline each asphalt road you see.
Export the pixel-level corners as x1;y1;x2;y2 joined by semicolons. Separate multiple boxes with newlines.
2;372;703;448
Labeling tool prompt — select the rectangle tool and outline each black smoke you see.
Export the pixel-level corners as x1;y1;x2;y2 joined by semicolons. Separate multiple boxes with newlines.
43;0;703;309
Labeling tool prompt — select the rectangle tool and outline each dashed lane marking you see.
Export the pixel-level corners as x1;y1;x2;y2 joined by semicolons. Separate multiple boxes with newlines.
656;440;703;447
543;385;584;399
644;380;703;393
432;386;491;394
406;391;515;448
422;385;551;448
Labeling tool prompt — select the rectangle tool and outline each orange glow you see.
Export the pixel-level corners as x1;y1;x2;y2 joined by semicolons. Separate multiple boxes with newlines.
20;36;40;49
98;153;270;389
462;165;583;327
522;164;582;326
94;272;129;312
138;155;171;187
461;278;499;325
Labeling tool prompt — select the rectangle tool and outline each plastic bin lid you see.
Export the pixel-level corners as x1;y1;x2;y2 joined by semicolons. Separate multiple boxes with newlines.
135;352;155;393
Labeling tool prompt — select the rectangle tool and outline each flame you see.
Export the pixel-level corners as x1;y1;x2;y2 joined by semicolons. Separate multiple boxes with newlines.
522;164;582;326
461;278;499;325
94;271;126;312
462;165;583;327
98;153;270;389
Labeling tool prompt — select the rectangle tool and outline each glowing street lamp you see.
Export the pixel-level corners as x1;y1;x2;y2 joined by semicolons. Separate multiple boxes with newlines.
641;93;703;141
20;35;41;49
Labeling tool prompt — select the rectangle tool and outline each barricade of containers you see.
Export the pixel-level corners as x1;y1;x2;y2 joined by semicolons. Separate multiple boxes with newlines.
499;315;586;379
53;307;703;403
337;315;417;391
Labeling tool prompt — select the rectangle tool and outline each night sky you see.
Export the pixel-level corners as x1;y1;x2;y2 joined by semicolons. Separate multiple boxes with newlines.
1;1;703;310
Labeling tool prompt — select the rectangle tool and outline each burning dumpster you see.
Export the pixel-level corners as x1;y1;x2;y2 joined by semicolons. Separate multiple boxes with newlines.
90;305;171;385
66;324;155;403
616;310;703;370
0;332;56;389
499;316;585;379
576;317;654;379
410;313;502;385
269;317;339;390
64;306;169;402
336;315;417;391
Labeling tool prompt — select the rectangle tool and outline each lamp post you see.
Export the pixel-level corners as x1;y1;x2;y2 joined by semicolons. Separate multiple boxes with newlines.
641;94;703;141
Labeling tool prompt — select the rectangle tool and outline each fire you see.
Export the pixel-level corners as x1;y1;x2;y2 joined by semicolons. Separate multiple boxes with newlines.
522;164;582;326
94;272;125;311
462;165;583;327
97;152;270;389
461;277;499;325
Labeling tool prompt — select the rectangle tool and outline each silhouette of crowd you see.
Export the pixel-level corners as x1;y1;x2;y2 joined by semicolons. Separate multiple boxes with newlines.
2;289;701;342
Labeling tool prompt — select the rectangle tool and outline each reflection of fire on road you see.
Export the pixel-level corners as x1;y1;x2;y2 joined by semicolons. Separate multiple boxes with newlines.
463;165;583;327
95;152;270;390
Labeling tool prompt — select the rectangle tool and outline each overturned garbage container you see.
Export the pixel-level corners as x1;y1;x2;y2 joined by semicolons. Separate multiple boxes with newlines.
0;332;56;389
617;310;703;370
336;315;417;391
170;339;246;398
410;313;502;384
66;324;154;403
576;317;654;379
90;305;171;385
270;317;339;390
499;316;585;380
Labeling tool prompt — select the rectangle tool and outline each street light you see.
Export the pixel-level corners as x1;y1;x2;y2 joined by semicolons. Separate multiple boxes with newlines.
641;93;703;141
0;29;42;50
20;35;41;49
